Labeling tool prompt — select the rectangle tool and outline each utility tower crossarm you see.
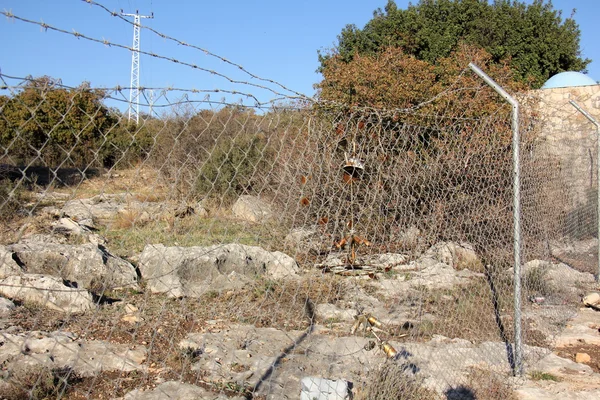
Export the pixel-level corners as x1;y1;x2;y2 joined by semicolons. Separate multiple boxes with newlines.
121;9;153;124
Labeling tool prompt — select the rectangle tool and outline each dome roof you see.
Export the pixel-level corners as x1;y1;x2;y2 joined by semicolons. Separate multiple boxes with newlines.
542;71;597;89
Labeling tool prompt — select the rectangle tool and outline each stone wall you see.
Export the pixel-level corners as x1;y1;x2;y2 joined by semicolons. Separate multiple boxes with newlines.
531;84;600;239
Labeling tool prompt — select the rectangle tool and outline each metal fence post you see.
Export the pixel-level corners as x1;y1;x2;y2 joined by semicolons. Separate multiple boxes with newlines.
468;63;523;376
569;100;600;283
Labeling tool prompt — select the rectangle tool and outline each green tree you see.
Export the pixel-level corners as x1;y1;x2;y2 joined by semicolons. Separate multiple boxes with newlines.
0;76;120;167
320;0;590;88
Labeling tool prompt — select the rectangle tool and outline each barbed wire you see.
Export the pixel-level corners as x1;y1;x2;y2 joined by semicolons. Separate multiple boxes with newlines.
0;72;299;109
81;0;308;99
0;9;310;103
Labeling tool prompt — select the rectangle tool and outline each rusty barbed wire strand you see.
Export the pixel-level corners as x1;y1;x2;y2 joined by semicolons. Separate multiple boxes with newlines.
81;0;309;99
0;9;310;103
0;73;298;109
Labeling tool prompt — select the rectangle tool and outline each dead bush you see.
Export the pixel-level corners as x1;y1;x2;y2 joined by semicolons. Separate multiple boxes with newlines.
0;364;79;400
356;360;438;400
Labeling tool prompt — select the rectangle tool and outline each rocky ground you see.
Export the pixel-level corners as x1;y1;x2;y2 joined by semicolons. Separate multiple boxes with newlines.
0;170;599;399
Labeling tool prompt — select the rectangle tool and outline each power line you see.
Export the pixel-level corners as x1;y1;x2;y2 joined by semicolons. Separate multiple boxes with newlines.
120;9;153;124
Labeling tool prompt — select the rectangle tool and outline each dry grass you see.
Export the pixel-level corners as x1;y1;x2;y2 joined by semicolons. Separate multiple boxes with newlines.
100;214;287;259
5;273;346;398
112;209;150;230
355;360;440;400
0;364;79;400
405;278;514;342
462;368;518;400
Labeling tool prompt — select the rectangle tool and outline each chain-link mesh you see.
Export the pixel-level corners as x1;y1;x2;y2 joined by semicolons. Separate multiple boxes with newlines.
1;5;599;400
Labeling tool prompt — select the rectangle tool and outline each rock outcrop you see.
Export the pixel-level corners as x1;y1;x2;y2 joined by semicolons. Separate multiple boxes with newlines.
138;243;299;297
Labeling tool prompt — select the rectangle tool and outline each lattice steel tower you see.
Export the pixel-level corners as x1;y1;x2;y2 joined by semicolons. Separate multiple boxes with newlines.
121;10;153;124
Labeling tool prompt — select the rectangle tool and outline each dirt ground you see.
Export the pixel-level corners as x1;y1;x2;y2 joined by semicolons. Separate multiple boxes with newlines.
555;342;600;373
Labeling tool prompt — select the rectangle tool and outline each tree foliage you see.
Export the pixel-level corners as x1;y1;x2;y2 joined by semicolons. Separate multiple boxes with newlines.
0;76;120;167
311;42;541;260
320;0;590;88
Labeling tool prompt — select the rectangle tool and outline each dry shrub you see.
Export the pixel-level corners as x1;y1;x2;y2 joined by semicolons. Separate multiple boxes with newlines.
0;364;78;400
198;274;346;329
147;106;276;203
356;360;439;400
112;209;150;229
462;368;517;400
412;278;514;343
0;179;25;223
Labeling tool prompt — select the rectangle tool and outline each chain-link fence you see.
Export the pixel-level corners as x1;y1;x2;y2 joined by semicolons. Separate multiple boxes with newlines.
1;4;599;400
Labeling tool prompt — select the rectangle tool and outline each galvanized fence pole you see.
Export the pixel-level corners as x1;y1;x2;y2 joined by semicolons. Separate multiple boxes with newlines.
569;100;600;283
468;63;523;376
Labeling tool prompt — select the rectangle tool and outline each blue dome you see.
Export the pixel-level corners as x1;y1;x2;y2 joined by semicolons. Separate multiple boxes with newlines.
542;71;597;89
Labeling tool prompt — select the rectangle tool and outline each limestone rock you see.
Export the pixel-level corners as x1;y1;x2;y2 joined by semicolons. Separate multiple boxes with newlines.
575;352;591;363
122;381;235;400
138;243;298;297
232;195;272;223
553;308;600;346
6;241;138;291
0;331;146;377
284;228;330;254
0;245;23;278
0;297;15;316
300;377;350;400
360;253;410;269
522;260;595;302
61;197;95;225
407;258;483;289
395;226;422;250
315;303;356;323
0;274;94;313
50;217;107;245
424;242;483;272
52;217;92;235
583;292;600;307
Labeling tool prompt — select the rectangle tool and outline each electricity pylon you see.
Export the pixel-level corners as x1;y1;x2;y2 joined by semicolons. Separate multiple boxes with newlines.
121;9;153;124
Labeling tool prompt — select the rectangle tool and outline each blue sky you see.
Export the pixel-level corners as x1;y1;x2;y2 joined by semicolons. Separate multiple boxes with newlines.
0;0;598;108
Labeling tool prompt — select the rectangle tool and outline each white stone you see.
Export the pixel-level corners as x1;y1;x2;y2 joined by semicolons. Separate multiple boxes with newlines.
138;243;298;297
232;195;272;223
300;377;350;400
0;274;94;313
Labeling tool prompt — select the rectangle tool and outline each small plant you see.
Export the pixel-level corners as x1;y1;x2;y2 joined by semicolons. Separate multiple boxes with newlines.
230;362;250;373
529;370;560;382
323;317;342;327
180;346;203;361
253;279;279;298
383;268;398;278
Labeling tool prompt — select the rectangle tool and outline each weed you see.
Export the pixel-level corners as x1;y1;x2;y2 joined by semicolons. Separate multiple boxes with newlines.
253;279;279;298
382;268;398;278
323;317;342;325
529;370;560;382
179;346;203;362
230;362;250;373
408;278;515;342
